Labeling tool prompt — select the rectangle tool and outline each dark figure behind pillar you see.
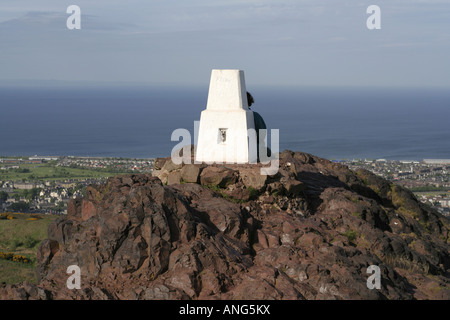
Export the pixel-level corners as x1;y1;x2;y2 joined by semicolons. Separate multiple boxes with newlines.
247;92;271;161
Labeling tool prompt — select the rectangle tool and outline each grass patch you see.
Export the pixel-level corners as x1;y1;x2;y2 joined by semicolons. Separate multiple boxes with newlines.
345;195;360;204
203;184;248;204
342;229;357;243
355;233;371;248
357;174;369;186
0;213;58;254
390;185;432;232
397;206;419;220
390;185;406;207
271;189;283;198
247;187;260;201
0;163;128;182
203;184;222;192
0;259;37;284
351;212;362;218
383;254;430;274
355;171;382;194
0;213;57;284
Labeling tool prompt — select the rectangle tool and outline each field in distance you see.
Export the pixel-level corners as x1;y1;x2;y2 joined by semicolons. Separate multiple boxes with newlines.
0;213;59;284
0;162;129;181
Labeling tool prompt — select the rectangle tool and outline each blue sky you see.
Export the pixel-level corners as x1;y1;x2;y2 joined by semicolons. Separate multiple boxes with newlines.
1;0;449;87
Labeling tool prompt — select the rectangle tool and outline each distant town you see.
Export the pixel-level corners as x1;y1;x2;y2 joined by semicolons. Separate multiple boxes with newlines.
338;158;450;217
1;155;449;217
0;156;154;215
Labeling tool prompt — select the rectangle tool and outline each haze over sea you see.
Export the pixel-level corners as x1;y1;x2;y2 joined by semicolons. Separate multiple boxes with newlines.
1;85;449;161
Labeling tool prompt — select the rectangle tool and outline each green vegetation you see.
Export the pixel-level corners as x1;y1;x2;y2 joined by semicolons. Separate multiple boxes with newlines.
9;201;30;212
247;186;260;201
409;186;450;193
390;185;405;207
0;251;31;264
19;188;41;201
342;229;357;243
345;194;360;203
409;186;450;192
390;185;433;232
0;259;36;284
383;254;430;274
203;184;221;192
203;184;247;204
0;213;57;253
0;191;8;202
271;189;281;198
355;171;369;185
0;163;129;182
351;212;362;218
0;213;58;284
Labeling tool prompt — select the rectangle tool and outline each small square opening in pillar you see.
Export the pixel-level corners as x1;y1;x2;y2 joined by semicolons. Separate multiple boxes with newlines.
218;128;227;144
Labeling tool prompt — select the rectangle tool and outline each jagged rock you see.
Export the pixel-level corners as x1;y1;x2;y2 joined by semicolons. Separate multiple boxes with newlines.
1;151;449;300
152;169;169;185
153;158;167;170
239;168;267;190
162;159;182;172
200;166;238;188
167;171;181;185
282;179;305;197
180;164;202;183
0;283;51;300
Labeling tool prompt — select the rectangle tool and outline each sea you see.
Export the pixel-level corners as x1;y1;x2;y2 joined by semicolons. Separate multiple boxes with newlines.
0;84;449;161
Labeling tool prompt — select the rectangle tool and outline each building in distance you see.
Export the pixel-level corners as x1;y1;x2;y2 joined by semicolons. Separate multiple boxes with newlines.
423;159;450;165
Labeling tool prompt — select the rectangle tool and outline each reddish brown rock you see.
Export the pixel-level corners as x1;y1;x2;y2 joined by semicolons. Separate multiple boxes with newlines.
180;164;202;183
238;168;268;190
200;166;238;188
152;169;169;185
162;159;182;172
81;200;97;221
153;157;168;170
167;171;181;185
1;150;449;300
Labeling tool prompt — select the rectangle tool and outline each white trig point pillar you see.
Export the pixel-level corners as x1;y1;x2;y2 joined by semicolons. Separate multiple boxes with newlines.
195;69;257;164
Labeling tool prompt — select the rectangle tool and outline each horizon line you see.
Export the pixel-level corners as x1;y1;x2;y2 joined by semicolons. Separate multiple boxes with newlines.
1;79;450;90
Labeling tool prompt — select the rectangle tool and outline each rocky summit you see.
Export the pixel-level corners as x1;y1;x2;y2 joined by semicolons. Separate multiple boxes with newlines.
1;150;449;300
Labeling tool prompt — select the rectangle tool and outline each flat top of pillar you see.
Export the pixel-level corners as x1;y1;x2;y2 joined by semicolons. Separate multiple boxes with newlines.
211;69;242;72
206;69;249;111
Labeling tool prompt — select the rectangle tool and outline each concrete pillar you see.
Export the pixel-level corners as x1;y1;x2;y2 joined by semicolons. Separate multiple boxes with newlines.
195;69;257;164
